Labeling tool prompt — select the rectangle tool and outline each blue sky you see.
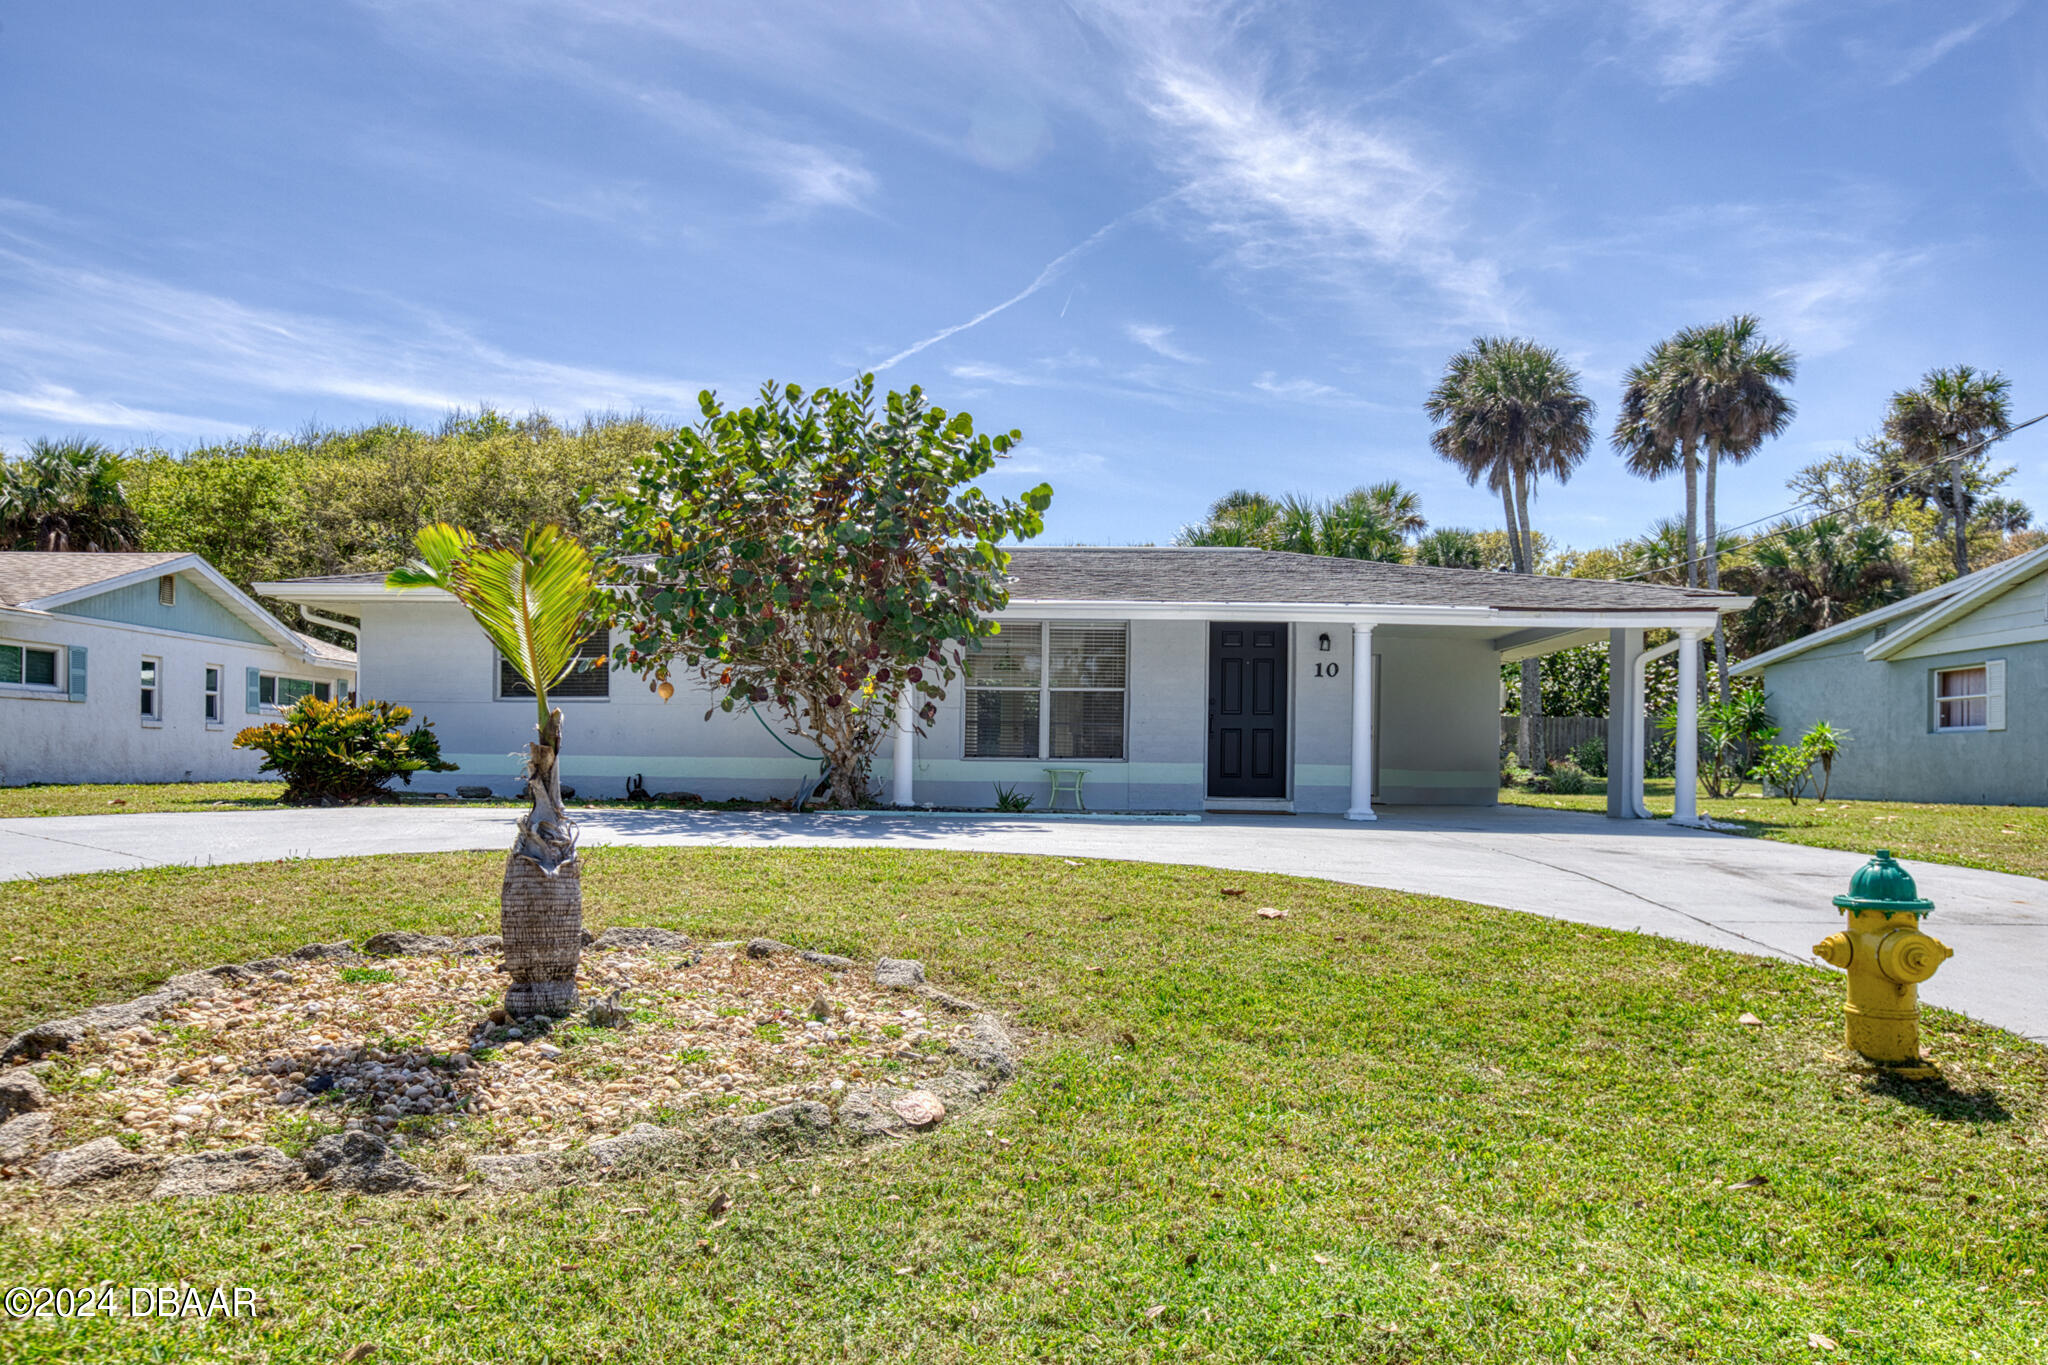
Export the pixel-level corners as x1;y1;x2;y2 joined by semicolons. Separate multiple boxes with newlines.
2;1;2042;551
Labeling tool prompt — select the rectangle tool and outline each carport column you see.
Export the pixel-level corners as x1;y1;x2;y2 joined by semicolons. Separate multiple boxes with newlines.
891;690;916;807
1672;626;1707;827
1345;624;1376;822
1605;629;1643;819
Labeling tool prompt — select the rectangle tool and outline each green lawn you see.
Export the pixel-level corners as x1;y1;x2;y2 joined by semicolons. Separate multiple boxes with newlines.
1502;777;2048;881
0;782;293;818
3;848;2043;1362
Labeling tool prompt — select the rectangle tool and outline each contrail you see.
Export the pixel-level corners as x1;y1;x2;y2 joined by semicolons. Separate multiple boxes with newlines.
863;197;1168;377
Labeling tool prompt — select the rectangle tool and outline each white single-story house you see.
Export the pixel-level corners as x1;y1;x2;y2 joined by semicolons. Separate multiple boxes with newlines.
259;547;1743;820
0;552;358;786
1734;542;2048;806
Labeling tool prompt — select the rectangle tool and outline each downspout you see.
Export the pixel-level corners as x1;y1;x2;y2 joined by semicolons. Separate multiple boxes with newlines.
1629;638;1683;820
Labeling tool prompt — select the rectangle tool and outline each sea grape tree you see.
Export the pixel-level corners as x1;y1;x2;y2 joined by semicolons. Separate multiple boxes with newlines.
591;377;1051;807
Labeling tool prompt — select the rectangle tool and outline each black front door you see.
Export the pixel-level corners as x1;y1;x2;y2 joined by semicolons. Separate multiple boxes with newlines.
1208;622;1288;799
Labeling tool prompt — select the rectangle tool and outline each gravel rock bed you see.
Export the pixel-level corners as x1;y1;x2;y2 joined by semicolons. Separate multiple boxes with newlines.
0;931;1017;1200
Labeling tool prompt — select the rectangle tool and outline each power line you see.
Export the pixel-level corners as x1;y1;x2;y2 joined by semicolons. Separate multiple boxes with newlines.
1607;410;2047;584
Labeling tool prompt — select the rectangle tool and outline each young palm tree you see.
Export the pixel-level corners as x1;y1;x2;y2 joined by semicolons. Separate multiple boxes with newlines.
1176;484;1420;564
1725;516;1910;655
0;437;143;551
1426;337;1595;764
389;523;598;1016
1413;527;1484;569
1884;365;2014;578
1176;490;1282;547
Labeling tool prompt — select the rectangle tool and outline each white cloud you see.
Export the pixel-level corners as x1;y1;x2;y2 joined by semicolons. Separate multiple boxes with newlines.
0;241;713;445
1252;373;1341;401
1124;322;1199;363
1876;4;2020;86
1617;0;1810;89
947;361;1039;386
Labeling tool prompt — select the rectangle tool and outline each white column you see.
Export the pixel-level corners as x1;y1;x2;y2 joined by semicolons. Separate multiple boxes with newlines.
892;691;916;807
1345;624;1377;822
1672;628;1704;827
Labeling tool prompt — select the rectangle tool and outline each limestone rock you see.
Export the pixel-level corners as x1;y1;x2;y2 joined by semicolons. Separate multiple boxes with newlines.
585;1122;694;1172
0;1065;49;1116
153;1145;302;1198
302;1131;430;1194
707;1101;834;1158
36;1137;160;1189
290;941;361;963
836;1086;925;1141
949;1014;1017;1079
746;937;798;959
362;931;501;958
589;927;694;953
467;1149;562;1191
0;1111;53;1161
800;950;857;972
915;985;981;1014
456;785;494;799
875;957;926;989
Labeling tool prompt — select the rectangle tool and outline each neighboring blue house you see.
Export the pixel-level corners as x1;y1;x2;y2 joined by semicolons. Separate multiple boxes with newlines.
1734;543;2048;806
0;552;357;786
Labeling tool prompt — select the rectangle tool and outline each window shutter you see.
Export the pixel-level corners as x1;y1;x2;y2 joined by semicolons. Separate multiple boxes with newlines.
1986;658;2006;732
67;646;87;701
246;666;263;714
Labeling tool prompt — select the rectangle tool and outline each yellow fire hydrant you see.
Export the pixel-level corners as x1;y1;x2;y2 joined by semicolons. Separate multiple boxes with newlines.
1812;849;1952;1066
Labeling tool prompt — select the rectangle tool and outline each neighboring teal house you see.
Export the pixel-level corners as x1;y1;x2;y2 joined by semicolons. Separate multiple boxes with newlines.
1734;543;2048;806
0;552;356;786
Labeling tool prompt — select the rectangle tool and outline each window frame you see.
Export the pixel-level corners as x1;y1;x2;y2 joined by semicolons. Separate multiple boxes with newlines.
204;664;223;726
140;655;162;723
496;628;612;702
1933;664;1990;733
257;672;329;712
963;621;1128;762
0;639;64;693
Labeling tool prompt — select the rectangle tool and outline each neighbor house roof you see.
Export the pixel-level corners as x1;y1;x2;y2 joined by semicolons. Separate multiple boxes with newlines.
0;551;356;669
1732;541;2048;676
261;546;1742;620
0;551;189;607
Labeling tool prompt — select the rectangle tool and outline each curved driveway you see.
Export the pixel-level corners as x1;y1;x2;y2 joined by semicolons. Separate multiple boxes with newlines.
1;804;2041;1044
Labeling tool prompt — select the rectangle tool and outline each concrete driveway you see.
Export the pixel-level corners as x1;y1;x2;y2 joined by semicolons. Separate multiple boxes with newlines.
2;804;2042;1044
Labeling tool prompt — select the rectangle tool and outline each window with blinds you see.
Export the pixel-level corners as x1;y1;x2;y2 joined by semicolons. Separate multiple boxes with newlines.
500;629;612;700
965;623;1126;760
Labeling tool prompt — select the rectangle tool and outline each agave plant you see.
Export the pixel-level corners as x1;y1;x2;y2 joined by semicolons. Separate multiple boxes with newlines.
389;522;597;1016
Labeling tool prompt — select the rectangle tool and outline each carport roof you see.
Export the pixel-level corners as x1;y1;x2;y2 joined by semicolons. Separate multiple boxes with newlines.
262;546;1741;614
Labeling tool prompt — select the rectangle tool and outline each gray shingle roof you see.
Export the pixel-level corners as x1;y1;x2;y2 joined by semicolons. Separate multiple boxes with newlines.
998;547;1736;611
0;551;189;607
264;546;1737;613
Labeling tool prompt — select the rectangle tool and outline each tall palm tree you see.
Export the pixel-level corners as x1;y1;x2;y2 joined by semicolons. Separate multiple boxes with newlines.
1726;516;1911;655
1884;366;2013;578
1176;483;1421;564
389;523;598;1016
1426;337;1594;764
0;437;143;551
1615;317;1796;700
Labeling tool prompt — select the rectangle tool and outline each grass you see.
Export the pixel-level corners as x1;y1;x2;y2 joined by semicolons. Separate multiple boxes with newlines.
1;848;2044;1362
0;782;292;817
1502;776;2048;880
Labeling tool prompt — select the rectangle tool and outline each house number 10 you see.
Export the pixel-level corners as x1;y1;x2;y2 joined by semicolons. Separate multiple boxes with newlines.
1314;662;1341;678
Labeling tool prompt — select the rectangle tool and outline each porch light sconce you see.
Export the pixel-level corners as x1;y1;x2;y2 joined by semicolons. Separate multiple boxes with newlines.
1317;633;1331;652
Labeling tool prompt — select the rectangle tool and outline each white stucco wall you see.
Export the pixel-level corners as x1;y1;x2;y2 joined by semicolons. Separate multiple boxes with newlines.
0;610;355;787
349;603;1506;811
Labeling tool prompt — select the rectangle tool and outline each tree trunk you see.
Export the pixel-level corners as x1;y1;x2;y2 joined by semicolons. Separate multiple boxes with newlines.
502;707;582;1016
1707;446;1730;706
1513;466;1542;770
1681;434;1699;589
1950;445;1970;577
1499;483;1524;572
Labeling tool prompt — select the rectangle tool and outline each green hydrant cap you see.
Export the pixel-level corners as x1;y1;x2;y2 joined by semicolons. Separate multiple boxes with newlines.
1832;848;1934;914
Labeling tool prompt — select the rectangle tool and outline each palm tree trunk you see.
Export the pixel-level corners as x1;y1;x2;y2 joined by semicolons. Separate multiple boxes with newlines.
1513;467;1543;770
1707;446;1729;706
1950;445;1970;577
1499;484;1524;572
501;707;582;1016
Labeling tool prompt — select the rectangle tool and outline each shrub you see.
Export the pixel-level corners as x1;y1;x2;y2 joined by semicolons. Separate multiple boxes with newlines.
234;696;457;805
1569;735;1607;777
1536;759;1590;796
